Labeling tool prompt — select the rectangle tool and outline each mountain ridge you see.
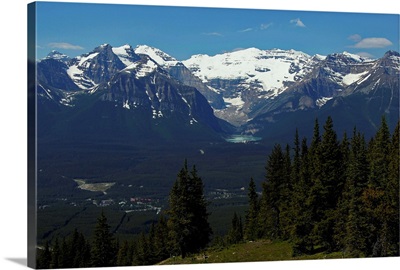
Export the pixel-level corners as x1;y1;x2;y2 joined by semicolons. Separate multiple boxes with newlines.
37;44;399;143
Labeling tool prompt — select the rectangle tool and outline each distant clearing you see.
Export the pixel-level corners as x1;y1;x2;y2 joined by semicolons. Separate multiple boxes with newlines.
74;179;115;193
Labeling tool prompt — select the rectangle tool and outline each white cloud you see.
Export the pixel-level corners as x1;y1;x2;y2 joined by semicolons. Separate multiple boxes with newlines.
238;28;253;33
203;32;223;37
348;34;362;42
290;18;306;27
48;42;84;50
352;37;393;48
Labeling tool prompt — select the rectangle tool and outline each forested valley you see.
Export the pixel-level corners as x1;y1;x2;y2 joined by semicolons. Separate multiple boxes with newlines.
36;116;399;268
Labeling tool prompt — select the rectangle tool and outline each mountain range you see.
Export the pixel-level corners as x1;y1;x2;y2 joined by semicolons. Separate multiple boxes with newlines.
36;43;399;145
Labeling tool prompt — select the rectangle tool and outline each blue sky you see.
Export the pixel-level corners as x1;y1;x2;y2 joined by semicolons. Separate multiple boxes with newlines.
35;1;399;60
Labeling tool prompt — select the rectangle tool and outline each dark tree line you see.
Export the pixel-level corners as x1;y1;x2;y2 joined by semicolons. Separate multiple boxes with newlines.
242;116;399;257
37;161;212;268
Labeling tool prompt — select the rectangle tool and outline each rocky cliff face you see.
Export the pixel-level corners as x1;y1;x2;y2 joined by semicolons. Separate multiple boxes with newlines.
36;44;230;144
37;58;79;91
135;45;225;109
67;44;128;88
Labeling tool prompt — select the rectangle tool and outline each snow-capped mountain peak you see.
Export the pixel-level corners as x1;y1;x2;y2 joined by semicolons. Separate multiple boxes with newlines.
181;47;319;125
43;50;71;63
65;44;126;89
182;47;312;89
36;43;399;132
341;51;368;62
134;45;179;67
112;44;141;67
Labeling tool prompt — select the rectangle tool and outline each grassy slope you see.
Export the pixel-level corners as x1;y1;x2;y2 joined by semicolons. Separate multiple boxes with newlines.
159;239;344;265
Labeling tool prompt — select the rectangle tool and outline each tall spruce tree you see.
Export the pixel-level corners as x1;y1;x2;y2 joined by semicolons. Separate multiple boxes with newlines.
188;165;213;251
335;129;369;256
291;137;314;255
133;232;150;265
153;215;169;262
116;240;132;266
260;144;287;240
278;144;293;239
291;129;301;188
245;177;259;240
167;161;212;258
91;211;117;267
309;116;343;251
60;237;69;268
364;116;391;256
307;118;322;251
287;130;301;240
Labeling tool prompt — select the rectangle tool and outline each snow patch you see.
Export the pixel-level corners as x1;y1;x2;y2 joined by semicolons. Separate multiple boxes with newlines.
152;109;163;119
66;52;99;89
316;97;333;107
389;55;400;71
357;73;371;85
124;59;157;79
183;48;312;95
123;100;130;110
342;71;369;86
223;96;244;107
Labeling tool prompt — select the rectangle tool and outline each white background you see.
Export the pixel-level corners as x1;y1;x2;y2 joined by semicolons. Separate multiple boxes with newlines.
0;0;399;269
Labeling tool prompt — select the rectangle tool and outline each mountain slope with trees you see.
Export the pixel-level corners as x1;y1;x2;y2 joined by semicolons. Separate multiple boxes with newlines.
36;116;399;268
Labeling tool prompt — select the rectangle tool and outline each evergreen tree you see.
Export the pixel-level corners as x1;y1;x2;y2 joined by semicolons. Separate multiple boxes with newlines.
260;144;286;240
167;161;212;258
280;144;293;239
339;131;350;188
335;129;369;256
309;116;343;251
153;215;170;262
291;129;301;188
60;237;69;268
368;116;391;187
310;118;321;151
70;229;80;267
116;240;132;266
68;228;90;268
244;177;259;240
147;223;157;264
133;232;149;265
187;165;213;251
91;211;117;267
287;130;301;238
363;116;392;256
227;212;244;244
291;137;314;255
